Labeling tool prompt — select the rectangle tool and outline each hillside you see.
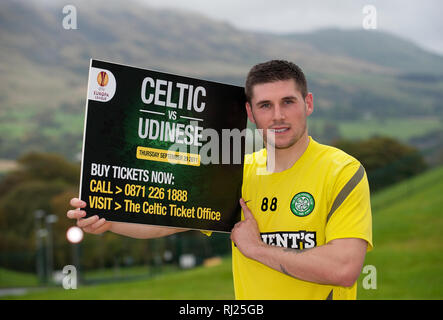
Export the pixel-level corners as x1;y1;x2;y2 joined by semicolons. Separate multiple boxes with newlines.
357;165;443;299
0;0;442;159
282;28;443;74
2;166;442;299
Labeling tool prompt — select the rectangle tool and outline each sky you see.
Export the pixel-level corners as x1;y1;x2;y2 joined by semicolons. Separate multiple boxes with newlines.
138;0;443;55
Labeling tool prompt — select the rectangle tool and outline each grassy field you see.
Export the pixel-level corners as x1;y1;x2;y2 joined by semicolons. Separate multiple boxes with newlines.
0;268;39;288
2;166;442;299
357;165;443;299
309;117;443;141
1;258;235;300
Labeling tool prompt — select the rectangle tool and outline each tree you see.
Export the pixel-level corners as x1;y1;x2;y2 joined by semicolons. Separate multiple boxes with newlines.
334;137;427;192
0;152;80;271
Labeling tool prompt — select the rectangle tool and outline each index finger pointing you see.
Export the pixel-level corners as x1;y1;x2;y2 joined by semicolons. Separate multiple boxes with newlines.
239;198;254;220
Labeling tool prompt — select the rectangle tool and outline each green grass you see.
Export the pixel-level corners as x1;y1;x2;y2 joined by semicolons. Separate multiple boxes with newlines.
2;167;443;299
357;166;443;299
340;118;442;141
3;258;234;300
309;117;442;141
0;268;39;288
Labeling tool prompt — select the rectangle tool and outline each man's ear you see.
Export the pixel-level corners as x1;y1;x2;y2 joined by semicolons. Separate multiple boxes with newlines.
245;102;256;124
305;93;314;117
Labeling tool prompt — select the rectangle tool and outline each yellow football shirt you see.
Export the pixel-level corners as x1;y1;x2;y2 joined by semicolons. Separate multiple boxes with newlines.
232;136;373;300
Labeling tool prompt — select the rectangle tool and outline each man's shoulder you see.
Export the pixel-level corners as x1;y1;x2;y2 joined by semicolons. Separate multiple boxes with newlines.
312;139;360;168
309;139;364;183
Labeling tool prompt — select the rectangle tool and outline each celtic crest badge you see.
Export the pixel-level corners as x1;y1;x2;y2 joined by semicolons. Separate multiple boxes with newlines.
290;192;315;217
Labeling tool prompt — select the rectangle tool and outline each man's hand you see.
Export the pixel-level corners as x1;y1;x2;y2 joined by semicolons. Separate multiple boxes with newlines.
67;198;111;234
230;198;265;259
67;198;187;239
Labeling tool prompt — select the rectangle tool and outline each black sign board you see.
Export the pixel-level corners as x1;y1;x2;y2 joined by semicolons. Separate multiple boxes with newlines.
80;60;247;232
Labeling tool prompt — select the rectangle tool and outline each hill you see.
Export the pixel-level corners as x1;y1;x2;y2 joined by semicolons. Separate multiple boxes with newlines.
282;28;443;74
0;0;442;160
357;165;443;299
2;166;442;299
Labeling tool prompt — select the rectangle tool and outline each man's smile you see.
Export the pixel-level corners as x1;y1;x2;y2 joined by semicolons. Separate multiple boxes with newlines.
269;126;290;134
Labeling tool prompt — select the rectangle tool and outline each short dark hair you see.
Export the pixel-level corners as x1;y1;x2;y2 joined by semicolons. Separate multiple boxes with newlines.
245;60;308;103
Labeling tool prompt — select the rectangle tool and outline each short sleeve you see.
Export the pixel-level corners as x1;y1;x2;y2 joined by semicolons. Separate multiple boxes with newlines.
325;162;373;251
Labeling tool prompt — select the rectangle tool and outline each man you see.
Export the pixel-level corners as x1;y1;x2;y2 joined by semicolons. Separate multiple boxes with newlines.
230;60;372;299
68;60;372;300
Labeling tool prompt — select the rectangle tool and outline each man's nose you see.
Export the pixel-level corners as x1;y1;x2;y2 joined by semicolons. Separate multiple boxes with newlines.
273;105;285;121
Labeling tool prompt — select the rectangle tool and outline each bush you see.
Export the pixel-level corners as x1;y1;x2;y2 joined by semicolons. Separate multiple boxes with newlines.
334;137;427;192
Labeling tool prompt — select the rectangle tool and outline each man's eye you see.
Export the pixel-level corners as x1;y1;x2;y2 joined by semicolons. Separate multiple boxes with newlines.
260;103;270;108
283;100;294;105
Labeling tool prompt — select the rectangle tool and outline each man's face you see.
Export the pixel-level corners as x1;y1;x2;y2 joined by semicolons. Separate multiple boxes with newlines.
246;79;313;149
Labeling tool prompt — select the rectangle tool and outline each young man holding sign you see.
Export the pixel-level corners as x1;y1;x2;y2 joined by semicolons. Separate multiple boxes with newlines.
68;60;372;300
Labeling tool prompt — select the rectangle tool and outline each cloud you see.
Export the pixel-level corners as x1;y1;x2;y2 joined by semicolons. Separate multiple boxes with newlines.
139;0;443;54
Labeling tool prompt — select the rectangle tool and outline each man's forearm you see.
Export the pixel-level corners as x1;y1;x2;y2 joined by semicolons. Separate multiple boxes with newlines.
232;199;367;287
248;238;367;287
109;221;187;239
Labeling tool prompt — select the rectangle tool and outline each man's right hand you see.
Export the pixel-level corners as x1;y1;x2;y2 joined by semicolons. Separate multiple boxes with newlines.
67;198;112;234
